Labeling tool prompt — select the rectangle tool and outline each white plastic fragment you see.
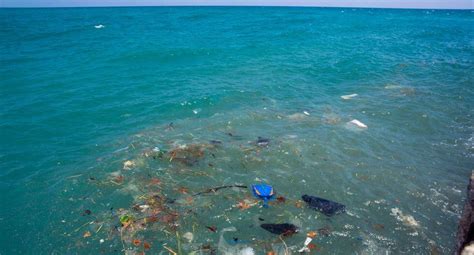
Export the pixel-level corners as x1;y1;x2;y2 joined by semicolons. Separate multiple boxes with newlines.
349;119;368;129
390;208;420;228
341;93;358;100
303;111;310;116
298;237;313;252
239;247;255;255
99;239;104;243
183;232;194;243
123;160;135;170
139;205;150;212
94;24;105;29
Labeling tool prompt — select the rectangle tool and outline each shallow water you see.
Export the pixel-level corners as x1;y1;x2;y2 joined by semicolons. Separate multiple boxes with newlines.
0;7;473;254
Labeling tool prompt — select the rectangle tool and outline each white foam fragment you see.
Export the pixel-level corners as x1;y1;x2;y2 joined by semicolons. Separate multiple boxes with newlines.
349;119;368;128
94;24;105;29
390;207;420;228
341;93;358;100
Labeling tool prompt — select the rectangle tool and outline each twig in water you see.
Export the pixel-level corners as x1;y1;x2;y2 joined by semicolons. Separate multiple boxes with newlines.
279;235;289;255
163;245;177;255
193;185;248;196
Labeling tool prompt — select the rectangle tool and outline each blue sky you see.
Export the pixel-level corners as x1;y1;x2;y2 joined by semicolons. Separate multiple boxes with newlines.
1;0;473;9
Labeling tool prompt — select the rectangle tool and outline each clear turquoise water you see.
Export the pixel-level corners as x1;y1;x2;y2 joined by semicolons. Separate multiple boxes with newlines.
0;7;473;254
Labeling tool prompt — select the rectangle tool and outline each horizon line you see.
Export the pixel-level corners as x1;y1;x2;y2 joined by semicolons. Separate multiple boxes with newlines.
1;4;473;10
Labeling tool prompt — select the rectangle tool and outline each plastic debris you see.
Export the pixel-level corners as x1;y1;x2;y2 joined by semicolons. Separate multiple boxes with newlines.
133;239;141;246
99;239;104;243
123;160;135;170
261;223;298;236
256;137;270;147
143;241;151;250
298;236;313;252
183;232;194;242
307;231;317;238
341;93;358;100
390;208;420;228
302;194;346;216
303;111;310;116
348;119;368;129
83;231;91;238
251;184;275;207
218;227;255;255
206;226;217;232
94;24;105;29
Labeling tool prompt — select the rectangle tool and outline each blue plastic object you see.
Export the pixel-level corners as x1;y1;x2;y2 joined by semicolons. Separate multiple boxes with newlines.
251;184;275;207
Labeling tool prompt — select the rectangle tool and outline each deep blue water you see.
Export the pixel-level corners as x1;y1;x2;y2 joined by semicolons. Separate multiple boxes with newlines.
1;7;473;254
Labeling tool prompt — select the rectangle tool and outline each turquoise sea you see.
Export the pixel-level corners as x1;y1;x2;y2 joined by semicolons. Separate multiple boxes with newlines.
1;7;473;254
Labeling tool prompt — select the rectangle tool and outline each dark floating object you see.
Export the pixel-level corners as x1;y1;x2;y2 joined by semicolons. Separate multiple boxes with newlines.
261;223;298;236
82;209;92;216
302;194;345;216
256;137;270;147
206;226;217;232
210;140;222;145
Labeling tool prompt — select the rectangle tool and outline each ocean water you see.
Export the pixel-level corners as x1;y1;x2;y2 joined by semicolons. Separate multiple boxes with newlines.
0;6;473;254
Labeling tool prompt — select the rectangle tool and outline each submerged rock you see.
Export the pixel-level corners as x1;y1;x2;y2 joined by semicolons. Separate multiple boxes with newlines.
455;171;474;255
302;194;346;216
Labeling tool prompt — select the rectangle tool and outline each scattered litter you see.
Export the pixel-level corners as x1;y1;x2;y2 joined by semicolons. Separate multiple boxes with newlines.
94;24;105;29
218;227;255;255
341;93;358;100
298;233;314;253
210;140;223;145
143;241;151;250
123;160;135;170
347;119;368;129
260;223;298;236
256;137;270;147
251;184;275;207
307;231;317;238
192;108;201;114
168;144;211;166
303;111;310;116
206;226;217;232
390;208;420;228
317;226;332;236
302;194;346;216
83;231;91;238
183;232;194;242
